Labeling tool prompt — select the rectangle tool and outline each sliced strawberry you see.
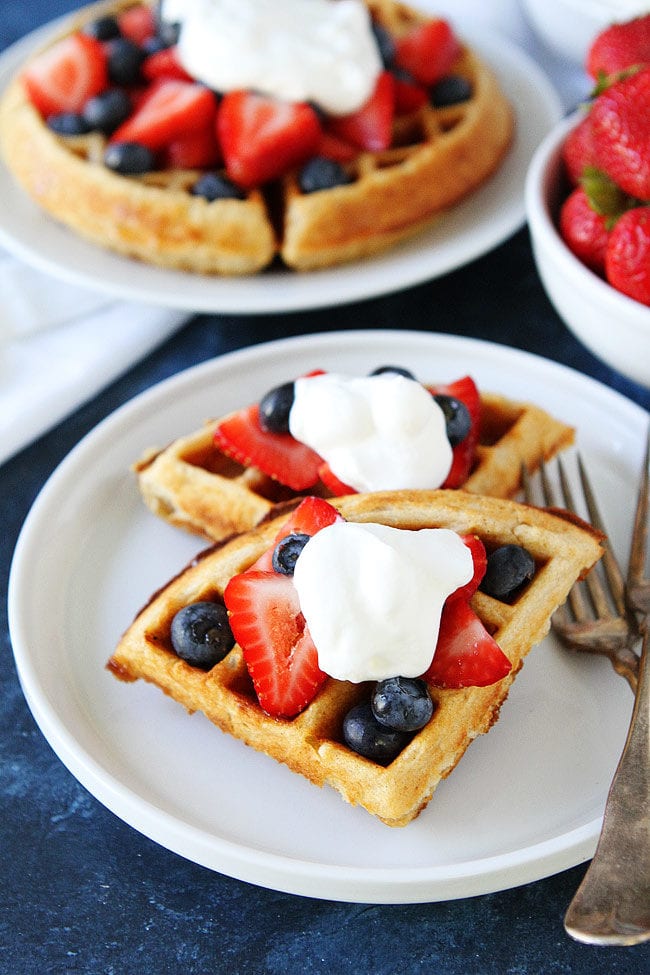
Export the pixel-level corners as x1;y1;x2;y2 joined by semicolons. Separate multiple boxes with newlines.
253;497;343;571
22;32;108;118
393;73;428;114
453;535;487;602
316;131;358;163
161;124;221;169
218;91;322;187
328;71;395;152
422;598;511;688
224;570;327;718
427;376;481;488
214;404;323;492
117;4;157;45
394;19;461;87
318;461;356;497
110;79;217;151
142;46;194;84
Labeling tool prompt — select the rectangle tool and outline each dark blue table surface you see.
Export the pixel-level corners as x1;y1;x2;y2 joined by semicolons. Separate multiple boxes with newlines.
2;4;649;973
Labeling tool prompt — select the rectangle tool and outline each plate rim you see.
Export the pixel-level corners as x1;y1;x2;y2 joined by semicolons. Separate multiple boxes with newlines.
8;329;644;903
0;13;562;313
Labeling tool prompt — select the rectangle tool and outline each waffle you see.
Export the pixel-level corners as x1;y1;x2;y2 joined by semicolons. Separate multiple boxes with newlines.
0;0;513;275
108;489;603;827
134;390;575;543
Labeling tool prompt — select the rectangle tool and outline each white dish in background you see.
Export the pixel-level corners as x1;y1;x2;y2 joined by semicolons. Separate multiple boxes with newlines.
8;330;645;904
0;12;561;313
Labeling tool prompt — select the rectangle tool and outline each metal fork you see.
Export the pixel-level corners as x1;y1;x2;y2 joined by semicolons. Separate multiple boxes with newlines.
562;432;650;946
522;457;640;691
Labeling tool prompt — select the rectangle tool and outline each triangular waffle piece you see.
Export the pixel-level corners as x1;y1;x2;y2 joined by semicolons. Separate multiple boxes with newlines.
109;490;602;827
0;0;512;274
134;390;575;543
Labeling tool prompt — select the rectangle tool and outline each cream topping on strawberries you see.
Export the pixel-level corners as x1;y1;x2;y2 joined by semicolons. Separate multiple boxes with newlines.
161;0;382;115
293;521;474;682
289;372;454;492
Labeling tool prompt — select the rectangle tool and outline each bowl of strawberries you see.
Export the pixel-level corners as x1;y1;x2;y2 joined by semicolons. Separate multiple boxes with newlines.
525;14;650;388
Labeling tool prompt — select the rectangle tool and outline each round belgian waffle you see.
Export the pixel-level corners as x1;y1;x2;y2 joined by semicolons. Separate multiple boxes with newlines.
0;0;514;275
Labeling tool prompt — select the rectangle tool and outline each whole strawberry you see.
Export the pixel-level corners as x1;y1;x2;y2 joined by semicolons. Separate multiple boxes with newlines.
590;67;650;201
586;14;650;80
605;207;650;305
561;113;596;186
559;186;609;273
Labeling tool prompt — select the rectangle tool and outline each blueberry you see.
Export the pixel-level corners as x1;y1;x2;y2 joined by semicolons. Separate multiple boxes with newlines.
480;544;536;600
298;156;351;194
107;37;146;86
170;601;234;670
46;112;91;136
258;381;295;433
371;677;434;732
430;75;472;107
190;172;245;202
369;365;417;380
372;22;395;67
83;15;121;41
433;394;471;447
272;533;311;575
343;701;411;765
156;19;181;47
83;88;132;134
104;141;156;175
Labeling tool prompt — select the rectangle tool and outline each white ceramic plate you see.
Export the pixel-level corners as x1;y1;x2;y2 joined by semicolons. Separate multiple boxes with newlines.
8;330;645;903
0;10;561;313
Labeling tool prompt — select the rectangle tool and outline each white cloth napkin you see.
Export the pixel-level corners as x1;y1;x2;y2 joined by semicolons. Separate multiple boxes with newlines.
0;251;188;465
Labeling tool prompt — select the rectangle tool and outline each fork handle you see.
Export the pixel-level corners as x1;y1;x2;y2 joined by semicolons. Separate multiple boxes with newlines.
564;625;650;945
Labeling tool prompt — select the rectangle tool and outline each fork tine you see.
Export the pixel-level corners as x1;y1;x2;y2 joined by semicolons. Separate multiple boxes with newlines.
627;429;650;615
576;455;628;619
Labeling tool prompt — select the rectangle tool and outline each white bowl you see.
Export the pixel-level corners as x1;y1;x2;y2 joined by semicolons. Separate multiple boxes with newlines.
521;0;649;65
525;112;650;389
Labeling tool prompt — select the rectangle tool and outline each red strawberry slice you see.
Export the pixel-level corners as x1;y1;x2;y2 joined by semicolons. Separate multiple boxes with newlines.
117;4;157;45
394;19;461;86
316;131;358;163
218;91;322;188
427;376;481;488
142;47;194;84
162;124;221;169
318;461;356;497
393;73;429;115
422;598;511;688
214;404;323;492
110;79;217;151
224;570;327;718
453;534;487;602
328;71;395;152
22;32;108;118
253;497;343;571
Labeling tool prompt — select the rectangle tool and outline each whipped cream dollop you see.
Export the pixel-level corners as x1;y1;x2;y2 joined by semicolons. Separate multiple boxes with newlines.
293;521;473;682
289;372;454;493
160;0;382;115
